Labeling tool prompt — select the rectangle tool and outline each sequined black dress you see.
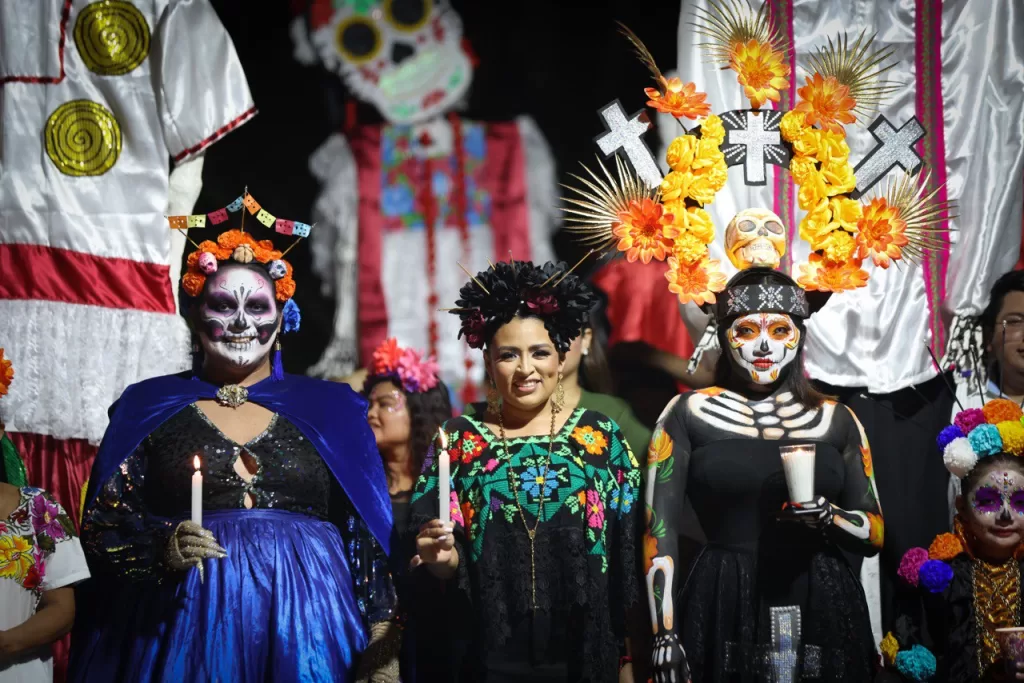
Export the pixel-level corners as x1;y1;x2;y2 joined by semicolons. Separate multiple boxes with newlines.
70;405;394;683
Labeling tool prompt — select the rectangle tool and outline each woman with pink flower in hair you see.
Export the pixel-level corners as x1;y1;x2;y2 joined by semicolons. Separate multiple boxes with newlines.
364;338;453;682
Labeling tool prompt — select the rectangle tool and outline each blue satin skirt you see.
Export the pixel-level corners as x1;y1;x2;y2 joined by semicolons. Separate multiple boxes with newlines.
70;509;368;683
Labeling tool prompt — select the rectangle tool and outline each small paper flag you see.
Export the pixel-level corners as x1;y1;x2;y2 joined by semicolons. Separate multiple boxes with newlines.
226;197;244;212
293;222;312;238
256;208;276;227
167;215;187;230
187;214;207;228
275;219;295;235
243;194;261;214
208;208;229;224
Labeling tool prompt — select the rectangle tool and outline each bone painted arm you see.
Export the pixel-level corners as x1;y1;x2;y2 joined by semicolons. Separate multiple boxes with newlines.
826;406;884;557
644;396;692;681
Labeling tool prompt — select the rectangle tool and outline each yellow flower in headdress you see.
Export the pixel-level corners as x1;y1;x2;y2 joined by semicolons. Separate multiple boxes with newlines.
812;131;851;166
671;231;708;265
795;73;857;134
798;200;833;247
666;135;698;174
672;206;716;244
699;114;726;145
729;40;790;109
780;110;809;142
997;421;1024;455
797;170;828;211
660;170;695;203
789;155;818;184
827;197;863;234
821;160;857;196
819;230;858;265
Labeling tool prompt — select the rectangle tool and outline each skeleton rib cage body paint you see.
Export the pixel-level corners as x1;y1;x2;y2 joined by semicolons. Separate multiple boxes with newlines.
643;380;883;680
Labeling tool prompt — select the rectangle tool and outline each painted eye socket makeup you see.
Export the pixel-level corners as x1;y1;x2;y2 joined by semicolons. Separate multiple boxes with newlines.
370;391;406;414
1010;489;1024;515
972;486;1003;514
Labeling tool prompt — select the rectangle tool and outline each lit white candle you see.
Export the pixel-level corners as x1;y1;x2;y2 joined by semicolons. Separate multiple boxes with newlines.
437;428;450;525
779;444;816;503
191;455;203;526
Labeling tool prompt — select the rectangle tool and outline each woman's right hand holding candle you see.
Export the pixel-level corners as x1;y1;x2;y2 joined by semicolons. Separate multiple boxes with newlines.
410;519;458;579
165;520;227;582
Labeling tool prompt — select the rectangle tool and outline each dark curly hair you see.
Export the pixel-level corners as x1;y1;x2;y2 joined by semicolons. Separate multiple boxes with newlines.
452;260;597;353
364;375;453;477
980;270;1024;372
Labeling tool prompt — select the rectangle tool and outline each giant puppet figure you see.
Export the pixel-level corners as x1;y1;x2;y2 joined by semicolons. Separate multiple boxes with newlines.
0;0;255;528
561;10;963;680
665;0;1024;637
291;0;556;402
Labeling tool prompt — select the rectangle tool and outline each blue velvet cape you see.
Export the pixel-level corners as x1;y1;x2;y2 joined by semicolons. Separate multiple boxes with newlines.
83;372;392;552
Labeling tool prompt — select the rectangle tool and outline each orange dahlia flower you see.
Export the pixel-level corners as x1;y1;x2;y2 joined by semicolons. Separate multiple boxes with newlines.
797;253;869;293
795;73;857;134
855;197;909;268
928;533;963;561
729;40;790;109
0;348;13;397
613;197;676;264
665;256;727;306
645;77;711;120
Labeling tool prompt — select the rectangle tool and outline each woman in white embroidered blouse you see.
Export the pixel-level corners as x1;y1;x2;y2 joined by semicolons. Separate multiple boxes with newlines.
0;483;90;683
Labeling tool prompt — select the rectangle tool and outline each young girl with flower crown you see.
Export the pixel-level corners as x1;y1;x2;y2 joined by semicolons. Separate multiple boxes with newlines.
881;398;1024;682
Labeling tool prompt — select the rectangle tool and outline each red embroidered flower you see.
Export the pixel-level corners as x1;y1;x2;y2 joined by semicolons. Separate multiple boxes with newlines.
457;432;486;464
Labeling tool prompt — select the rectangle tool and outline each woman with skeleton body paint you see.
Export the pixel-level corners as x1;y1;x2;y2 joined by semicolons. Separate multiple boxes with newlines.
69;228;399;682
880;401;1024;682
644;267;883;682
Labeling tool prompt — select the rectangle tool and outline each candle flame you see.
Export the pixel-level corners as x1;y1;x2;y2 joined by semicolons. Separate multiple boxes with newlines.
193;455;201;471
437;427;448;450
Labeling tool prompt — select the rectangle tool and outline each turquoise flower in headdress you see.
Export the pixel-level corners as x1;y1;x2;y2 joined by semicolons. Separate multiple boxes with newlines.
968;423;1002;458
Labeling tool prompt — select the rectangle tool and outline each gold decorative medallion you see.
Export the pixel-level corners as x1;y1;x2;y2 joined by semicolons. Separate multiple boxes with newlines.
74;0;151;76
44;100;122;176
215;385;249;408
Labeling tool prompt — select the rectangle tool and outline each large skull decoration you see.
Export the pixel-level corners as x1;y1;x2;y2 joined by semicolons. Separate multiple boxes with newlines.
308;0;473;125
724;208;787;270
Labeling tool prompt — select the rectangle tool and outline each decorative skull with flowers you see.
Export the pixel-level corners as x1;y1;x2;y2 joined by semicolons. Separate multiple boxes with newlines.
307;0;473;124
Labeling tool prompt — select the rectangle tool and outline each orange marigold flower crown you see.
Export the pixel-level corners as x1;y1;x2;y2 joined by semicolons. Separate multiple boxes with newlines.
563;6;955;311
181;229;297;303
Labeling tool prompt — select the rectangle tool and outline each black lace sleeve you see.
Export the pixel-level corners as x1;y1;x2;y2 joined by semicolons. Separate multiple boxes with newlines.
604;421;642;652
80;448;176;581
331;479;397;624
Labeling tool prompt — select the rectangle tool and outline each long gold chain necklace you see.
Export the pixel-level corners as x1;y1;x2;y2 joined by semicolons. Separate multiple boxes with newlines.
973;556;1021;676
497;404;557;611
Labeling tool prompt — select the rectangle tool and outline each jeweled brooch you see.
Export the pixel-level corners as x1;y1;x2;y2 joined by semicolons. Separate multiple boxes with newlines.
216;384;248;408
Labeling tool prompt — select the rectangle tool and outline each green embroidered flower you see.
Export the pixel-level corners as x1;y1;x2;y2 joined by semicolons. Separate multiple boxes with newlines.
337;0;375;15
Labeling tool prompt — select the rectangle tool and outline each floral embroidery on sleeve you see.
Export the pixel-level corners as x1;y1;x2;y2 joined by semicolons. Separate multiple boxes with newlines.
0;488;76;598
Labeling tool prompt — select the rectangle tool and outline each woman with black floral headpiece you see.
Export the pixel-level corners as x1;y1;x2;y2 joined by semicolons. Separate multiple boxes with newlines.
409;260;641;682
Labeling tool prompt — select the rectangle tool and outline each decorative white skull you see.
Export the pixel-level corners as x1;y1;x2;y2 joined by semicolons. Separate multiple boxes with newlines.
724;208;787;270
308;0;473;125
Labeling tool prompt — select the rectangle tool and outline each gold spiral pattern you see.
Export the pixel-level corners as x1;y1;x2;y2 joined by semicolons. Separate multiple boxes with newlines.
74;0;150;76
45;100;122;177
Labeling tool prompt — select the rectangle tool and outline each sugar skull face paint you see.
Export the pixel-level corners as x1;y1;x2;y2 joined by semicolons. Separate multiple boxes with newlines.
961;467;1024;560
197;265;280;372
726;313;801;385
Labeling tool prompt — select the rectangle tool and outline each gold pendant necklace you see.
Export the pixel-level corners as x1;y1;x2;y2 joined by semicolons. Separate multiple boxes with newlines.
497;404;557;611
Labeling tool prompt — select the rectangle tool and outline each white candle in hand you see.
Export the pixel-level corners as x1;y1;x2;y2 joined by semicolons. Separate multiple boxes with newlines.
191;455;203;526
438;428;450;525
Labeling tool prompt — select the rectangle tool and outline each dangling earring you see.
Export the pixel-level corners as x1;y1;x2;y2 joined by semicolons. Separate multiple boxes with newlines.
552;372;565;413
271;338;284;381
486;378;502;416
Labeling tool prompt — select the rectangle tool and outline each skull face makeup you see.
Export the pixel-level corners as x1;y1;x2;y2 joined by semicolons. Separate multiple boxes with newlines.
724;208;787;270
962;466;1024;560
310;0;472;124
197;265;281;373
726;313;801;385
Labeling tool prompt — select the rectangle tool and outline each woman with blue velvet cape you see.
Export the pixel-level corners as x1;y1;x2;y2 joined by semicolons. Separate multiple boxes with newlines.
68;229;400;683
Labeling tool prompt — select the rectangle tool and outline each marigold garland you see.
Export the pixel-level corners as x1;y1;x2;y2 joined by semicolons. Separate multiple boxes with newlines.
182;229;296;302
927;533;963;562
0;348;13;397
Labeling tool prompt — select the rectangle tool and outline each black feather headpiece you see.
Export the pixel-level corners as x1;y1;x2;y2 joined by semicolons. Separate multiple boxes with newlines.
451;260;597;353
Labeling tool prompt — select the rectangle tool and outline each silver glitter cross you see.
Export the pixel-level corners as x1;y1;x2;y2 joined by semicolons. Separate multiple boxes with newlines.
769;606;802;683
725;110;783;186
851;115;925;199
594;100;664;189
